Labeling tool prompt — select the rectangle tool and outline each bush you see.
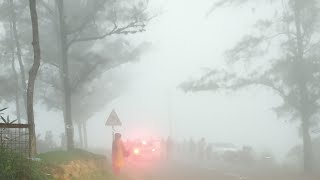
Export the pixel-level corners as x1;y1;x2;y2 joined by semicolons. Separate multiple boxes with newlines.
0;146;50;180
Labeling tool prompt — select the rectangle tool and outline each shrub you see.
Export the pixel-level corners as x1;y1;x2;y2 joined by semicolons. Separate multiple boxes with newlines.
0;146;50;180
1;108;50;179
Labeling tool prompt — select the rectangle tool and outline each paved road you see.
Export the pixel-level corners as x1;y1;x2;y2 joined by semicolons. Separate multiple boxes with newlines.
120;160;319;180
121;160;245;180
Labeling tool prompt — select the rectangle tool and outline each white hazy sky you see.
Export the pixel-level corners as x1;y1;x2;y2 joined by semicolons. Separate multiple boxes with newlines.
34;0;302;161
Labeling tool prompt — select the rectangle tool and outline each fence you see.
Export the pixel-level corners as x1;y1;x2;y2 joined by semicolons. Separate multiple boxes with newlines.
0;123;30;157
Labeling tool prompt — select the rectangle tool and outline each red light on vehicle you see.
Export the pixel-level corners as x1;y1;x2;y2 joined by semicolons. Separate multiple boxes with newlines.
133;148;140;155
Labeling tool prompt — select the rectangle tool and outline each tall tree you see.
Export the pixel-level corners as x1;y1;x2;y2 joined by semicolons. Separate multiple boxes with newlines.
181;0;320;173
1;0;152;151
38;38;149;148
56;0;75;150
54;0;151;150
27;0;41;156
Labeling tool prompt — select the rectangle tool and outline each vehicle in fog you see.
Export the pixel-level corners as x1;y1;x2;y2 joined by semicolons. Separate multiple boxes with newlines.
126;139;161;161
210;142;239;154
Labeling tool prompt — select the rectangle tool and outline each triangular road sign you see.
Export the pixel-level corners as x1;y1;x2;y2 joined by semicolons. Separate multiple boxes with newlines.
106;109;122;126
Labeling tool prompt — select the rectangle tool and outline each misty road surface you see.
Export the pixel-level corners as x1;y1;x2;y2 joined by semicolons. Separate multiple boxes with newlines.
121;160;320;180
123;160;237;180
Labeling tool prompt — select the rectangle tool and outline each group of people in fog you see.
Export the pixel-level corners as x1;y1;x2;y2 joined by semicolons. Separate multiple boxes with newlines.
161;137;213;161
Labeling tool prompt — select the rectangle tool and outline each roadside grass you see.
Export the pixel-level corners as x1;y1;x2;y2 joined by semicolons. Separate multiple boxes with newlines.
37;148;105;165
37;149;118;180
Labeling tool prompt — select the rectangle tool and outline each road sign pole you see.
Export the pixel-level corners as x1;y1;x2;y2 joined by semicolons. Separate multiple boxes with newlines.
112;125;115;141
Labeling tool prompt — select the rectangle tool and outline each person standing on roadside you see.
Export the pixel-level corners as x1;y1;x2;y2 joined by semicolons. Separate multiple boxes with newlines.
112;133;129;176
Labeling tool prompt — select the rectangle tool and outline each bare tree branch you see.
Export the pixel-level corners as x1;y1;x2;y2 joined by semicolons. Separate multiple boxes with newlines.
67;20;145;47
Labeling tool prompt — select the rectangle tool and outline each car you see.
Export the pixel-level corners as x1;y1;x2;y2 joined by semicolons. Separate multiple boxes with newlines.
126;139;161;161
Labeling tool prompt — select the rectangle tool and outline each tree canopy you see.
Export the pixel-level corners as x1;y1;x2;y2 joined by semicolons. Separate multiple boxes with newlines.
181;0;320;172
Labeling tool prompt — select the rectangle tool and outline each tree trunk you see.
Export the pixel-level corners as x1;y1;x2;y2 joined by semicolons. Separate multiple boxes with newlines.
294;0;313;173
302;119;313;172
57;0;74;150
60;133;66;149
10;0;28;114
83;121;88;149
77;123;83;148
9;21;21;123
27;0;41;157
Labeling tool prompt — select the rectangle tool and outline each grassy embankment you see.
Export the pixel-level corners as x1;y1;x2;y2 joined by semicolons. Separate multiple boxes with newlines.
37;149;116;180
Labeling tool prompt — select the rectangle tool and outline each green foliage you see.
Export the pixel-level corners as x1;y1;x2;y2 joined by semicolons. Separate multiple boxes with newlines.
36;150;116;180
0;148;112;180
0;108;17;125
0;146;50;180
0;107;8;114
0;108;50;179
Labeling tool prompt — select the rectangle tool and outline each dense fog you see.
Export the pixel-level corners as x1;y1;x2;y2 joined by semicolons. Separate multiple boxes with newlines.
1;0;320;179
